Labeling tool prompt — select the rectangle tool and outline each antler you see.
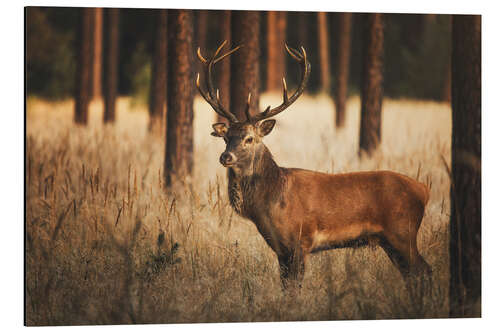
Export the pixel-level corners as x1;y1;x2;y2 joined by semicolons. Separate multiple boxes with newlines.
250;44;311;123
195;40;241;123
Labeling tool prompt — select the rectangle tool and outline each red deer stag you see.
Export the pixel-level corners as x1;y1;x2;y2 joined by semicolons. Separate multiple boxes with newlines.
196;41;431;289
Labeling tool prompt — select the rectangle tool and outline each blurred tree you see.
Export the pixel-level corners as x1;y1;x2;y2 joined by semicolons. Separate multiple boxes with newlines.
317;12;331;93
74;8;93;125
231;11;260;120
91;8;103;101
165;9;194;187
266;11;287;92
297;12;309;51
287;11;316;93
449;14;481;318
26;9;453;103
359;13;384;156
334;12;352;128
216;10;232;123
103;8;120;123
442;15;452;103
149;9;167;134
195;10;208;83
196;10;208;55
443;62;452;103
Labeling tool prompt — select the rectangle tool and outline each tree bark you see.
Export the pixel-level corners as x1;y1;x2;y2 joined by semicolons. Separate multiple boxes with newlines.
103;8;120;123
443;62;452;103
91;8;103;101
294;12;312;93
317;12;331;93
443;15;452;103
266;11;287;92
195;10;208;87
334;12;352;128
149;9;168;134
231;11;260;121
74;8;93;125
165;9;194;188
449;14;481;318
195;10;208;53
359;13;384;156
217;10;232;124
297;12;308;50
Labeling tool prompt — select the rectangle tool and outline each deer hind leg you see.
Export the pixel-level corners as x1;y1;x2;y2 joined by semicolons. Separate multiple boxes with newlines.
379;236;411;279
380;230;431;275
278;248;306;290
380;230;433;304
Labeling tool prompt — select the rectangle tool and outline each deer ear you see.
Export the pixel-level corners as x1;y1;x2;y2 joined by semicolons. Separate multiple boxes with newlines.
257;119;276;137
211;123;228;137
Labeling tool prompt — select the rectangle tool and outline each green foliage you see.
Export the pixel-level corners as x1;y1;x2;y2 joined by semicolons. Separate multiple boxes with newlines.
125;42;151;107
26;7;77;99
384;14;451;100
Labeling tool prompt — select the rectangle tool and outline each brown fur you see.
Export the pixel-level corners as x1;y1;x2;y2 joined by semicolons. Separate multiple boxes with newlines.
218;122;431;288
200;42;430;288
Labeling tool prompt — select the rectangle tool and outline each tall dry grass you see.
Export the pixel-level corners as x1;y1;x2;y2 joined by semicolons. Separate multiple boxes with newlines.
26;93;452;325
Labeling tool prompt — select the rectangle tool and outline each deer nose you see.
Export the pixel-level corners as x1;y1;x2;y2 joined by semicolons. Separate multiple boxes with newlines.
220;152;236;166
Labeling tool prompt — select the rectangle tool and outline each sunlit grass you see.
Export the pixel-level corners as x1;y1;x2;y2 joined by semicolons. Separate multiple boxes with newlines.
25;93;451;325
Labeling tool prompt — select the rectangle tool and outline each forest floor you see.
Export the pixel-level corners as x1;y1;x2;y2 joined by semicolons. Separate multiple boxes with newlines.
26;93;452;325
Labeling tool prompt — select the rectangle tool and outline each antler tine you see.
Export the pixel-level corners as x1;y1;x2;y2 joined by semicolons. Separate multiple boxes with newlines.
214;45;242;64
285;43;302;61
197;47;208;63
195;72;231;120
206;42;240;100
245;93;252;122
282;77;288;102
251;44;311;123
196;41;240;123
213;40;228;58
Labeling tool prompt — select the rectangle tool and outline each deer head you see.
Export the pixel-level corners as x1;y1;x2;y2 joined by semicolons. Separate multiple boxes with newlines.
196;41;311;175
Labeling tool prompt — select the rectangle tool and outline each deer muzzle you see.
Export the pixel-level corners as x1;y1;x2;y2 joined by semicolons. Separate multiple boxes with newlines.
220;151;237;167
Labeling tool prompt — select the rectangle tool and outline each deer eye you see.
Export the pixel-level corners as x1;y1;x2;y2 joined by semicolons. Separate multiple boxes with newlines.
245;137;254;144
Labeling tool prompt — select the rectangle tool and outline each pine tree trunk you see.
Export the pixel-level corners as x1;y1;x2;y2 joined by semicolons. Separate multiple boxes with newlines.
295;12;312;93
103;8;120;123
443;15;452;103
217;10;232;124
165;9;194;188
74;8;93;125
359;13;384;156
334;12;352;128
91;8;103;101
195;10;208;87
317;12;331;93
297;12;308;49
266;11;287;92
449;14;481;318
196;10;208;53
231;11;260;121
443;62;452;103
149;9;168;135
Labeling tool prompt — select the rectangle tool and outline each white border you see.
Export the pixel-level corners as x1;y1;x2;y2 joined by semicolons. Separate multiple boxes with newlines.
4;0;500;331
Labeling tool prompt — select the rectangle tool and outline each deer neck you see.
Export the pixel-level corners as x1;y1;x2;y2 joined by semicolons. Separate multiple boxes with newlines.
227;145;282;217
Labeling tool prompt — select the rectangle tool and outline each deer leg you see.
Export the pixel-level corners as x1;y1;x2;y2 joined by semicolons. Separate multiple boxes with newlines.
380;232;433;302
379;236;410;279
278;254;291;289
278;248;306;290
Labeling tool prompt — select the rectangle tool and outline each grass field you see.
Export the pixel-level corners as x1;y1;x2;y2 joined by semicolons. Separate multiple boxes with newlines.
26;93;452;325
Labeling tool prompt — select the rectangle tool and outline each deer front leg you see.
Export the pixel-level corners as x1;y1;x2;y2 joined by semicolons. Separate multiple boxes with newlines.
278;248;306;290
